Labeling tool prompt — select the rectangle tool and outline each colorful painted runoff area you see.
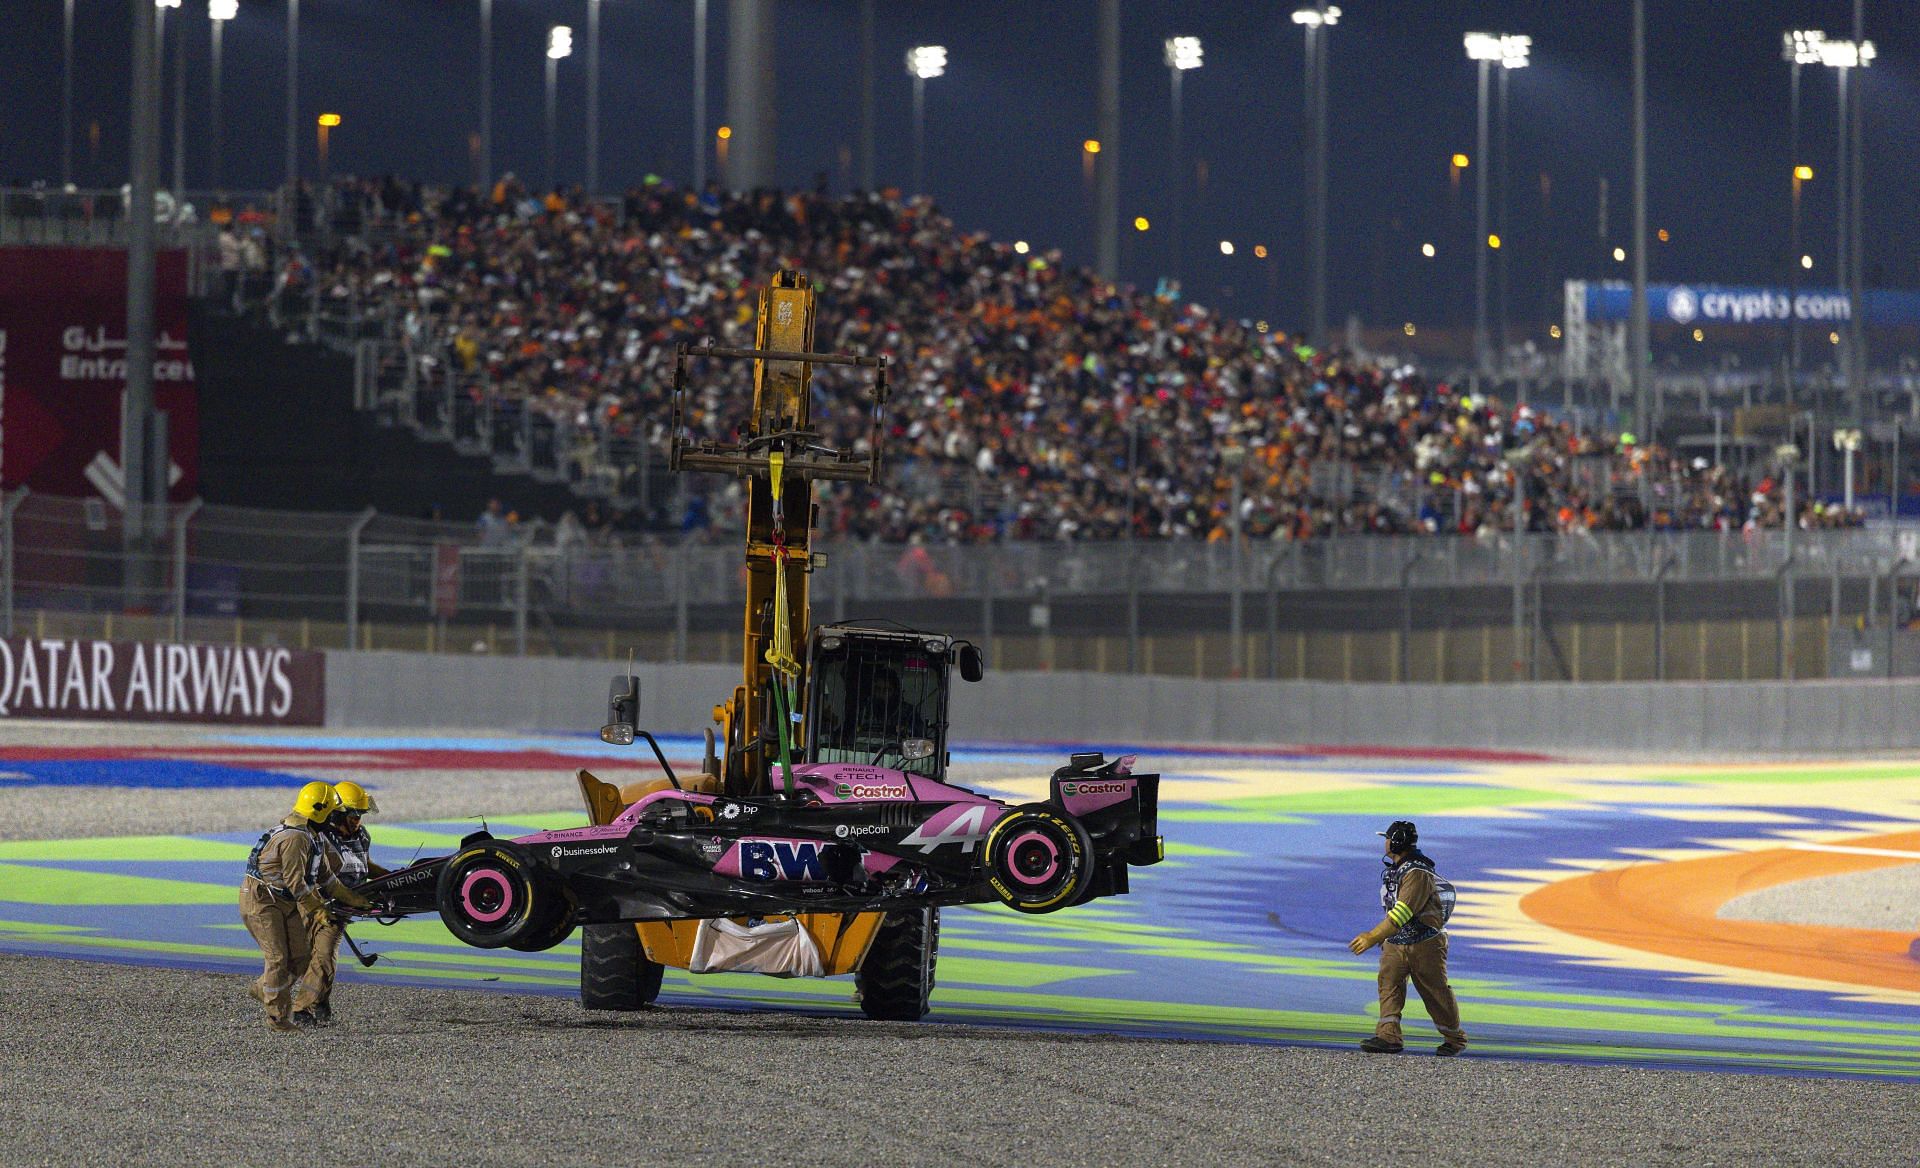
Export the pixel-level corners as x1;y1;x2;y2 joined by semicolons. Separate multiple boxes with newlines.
4;733;1920;1079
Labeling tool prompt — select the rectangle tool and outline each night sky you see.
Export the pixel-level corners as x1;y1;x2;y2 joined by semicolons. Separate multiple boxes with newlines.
2;1;1915;337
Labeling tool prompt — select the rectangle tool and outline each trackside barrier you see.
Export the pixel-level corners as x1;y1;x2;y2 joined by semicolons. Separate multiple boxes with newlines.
324;650;1920;755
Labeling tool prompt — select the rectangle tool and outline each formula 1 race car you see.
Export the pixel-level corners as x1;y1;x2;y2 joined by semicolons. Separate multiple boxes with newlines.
352;737;1161;956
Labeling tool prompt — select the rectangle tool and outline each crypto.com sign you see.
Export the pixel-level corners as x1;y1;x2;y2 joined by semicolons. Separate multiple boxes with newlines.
1578;281;1920;328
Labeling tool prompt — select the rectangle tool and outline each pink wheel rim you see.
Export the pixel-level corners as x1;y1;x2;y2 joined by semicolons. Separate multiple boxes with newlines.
460;868;514;923
1006;830;1061;886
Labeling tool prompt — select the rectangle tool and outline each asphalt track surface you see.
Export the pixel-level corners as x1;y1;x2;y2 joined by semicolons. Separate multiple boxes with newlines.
6;723;1920;1164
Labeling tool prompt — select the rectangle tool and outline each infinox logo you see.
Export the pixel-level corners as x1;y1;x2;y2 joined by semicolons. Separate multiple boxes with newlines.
1061;780;1130;797
834;781;909;800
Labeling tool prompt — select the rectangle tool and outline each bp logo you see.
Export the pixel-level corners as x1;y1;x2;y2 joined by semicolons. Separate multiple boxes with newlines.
1666;286;1698;325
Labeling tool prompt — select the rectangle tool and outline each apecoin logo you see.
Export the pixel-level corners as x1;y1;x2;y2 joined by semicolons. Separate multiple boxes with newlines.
834;823;889;839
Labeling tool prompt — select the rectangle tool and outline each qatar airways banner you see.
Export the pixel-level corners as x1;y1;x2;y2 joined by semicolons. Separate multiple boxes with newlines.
1579;281;1920;328
0;246;200;500
0;638;323;726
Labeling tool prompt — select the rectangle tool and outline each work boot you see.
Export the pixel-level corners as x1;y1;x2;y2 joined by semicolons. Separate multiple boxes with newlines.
1436;1041;1466;1057
266;1017;299;1033
247;982;267;1005
1359;1037;1404;1054
291;1010;319;1029
311;1002;332;1026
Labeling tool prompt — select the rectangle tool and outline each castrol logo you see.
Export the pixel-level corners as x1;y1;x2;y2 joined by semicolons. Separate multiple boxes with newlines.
1061;780;1129;797
835;782;909;800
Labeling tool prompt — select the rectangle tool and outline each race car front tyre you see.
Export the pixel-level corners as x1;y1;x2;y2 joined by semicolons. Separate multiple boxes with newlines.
436;840;549;949
982;805;1093;913
507;891;578;953
856;907;939;1021
580;924;664;1010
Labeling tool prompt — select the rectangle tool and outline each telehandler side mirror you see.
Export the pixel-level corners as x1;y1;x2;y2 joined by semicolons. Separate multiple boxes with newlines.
956;642;984;683
601;675;640;745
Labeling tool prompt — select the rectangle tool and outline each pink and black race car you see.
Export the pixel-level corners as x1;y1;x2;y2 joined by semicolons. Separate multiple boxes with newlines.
352;743;1161;955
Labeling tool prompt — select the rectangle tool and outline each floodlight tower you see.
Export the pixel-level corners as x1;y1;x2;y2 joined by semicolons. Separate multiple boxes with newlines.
1163;36;1202;287
1293;5;1339;348
906;45;946;196
1816;35;1875;420
210;0;237;190
156;0;181;198
546;25;573;192
1783;30;1825;398
1463;31;1526;381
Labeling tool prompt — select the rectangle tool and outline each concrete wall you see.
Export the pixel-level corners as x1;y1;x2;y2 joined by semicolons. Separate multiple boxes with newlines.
326;650;1920;756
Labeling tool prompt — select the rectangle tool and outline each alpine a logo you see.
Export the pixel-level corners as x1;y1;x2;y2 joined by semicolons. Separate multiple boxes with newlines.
550;844;619;859
834;781;909;800
1061;780;1130;797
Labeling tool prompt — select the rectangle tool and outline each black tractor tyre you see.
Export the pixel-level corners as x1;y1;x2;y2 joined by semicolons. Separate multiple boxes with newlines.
856;908;939;1021
580;924;665;1011
436;839;547;949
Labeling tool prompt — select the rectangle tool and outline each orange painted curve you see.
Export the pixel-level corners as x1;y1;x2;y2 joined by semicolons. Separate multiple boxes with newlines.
1520;831;1920;994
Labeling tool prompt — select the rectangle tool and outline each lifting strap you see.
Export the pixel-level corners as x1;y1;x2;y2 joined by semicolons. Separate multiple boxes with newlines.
764;451;800;796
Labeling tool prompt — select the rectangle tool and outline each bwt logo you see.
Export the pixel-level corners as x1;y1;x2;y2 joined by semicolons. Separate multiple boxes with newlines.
740;839;829;881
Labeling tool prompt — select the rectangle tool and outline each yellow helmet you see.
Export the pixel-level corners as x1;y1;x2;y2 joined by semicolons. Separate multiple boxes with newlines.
292;781;341;824
333;781;379;815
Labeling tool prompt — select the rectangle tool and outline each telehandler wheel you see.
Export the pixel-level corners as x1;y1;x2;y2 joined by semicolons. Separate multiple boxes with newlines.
580;924;665;1010
983;804;1093;914
435;840;556;949
856;907;939;1021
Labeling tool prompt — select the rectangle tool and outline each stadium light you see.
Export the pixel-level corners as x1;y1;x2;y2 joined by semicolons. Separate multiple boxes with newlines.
209;0;236;18
154;0;180;8
1817;38;1874;69
1134;216;1149;231
905;46;946;195
1291;6;1339;28
1801;254;1813;269
1296;8;1338;346
1795;164;1814;181
1421;242;1436;258
1783;29;1825;65
1164;36;1202;71
1083;138;1101;155
906;45;947;80
1814;38;1874;412
547;25;573;60
1219;240;1234;256
315;112;339;177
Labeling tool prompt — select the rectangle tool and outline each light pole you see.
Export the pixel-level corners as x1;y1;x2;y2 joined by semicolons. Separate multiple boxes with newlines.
1096;0;1119;280
1815;35;1874;421
586;0;601;194
1293;6;1339;348
1464;32;1526;383
165;0;184;199
478;0;492;190
1494;39;1527;371
1163;36;1201;288
905;45;946;197
62;0;74;186
316;113;340;179
1783;30;1824;404
1629;0;1649;440
286;0;299;192
859;0;875;190
210;0;236;191
546;25;573;193
693;0;708;188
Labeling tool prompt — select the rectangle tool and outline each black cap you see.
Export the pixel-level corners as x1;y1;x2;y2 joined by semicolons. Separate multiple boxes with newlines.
1376;820;1418;849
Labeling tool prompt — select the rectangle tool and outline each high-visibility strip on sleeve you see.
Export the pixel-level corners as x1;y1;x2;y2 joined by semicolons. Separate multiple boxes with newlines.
1388;901;1413;926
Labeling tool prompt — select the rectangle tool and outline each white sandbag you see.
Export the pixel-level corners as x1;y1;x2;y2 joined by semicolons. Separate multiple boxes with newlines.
688;915;825;978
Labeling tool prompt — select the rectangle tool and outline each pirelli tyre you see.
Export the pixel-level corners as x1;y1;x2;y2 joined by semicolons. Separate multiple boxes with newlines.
983;805;1093;913
580;924;665;1011
436;840;552;949
856;908;939;1021
506;890;578;953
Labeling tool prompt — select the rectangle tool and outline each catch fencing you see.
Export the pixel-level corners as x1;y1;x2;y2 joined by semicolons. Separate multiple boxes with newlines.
6;489;1919;683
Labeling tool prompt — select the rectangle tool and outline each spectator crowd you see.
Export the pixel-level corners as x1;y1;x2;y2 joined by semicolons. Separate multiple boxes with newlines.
281;175;1861;544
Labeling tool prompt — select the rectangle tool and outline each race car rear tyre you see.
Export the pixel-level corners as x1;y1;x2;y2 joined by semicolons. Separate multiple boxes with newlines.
856;908;939;1022
435;840;548;949
983;805;1093;914
580;924;664;1010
